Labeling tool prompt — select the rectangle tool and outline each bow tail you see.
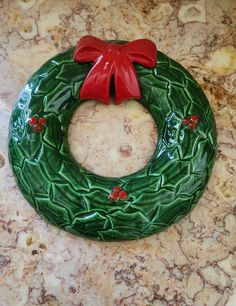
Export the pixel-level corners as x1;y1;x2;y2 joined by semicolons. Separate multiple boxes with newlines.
80;57;113;104
114;56;141;104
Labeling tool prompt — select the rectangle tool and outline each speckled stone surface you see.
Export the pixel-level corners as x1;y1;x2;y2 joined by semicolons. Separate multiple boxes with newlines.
0;1;236;305
68;100;157;177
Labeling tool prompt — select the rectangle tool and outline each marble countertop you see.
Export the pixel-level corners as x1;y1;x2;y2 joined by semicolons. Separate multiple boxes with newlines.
0;0;236;305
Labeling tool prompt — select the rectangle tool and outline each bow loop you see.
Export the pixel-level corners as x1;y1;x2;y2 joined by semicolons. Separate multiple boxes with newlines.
74;35;157;104
123;39;157;67
74;35;107;62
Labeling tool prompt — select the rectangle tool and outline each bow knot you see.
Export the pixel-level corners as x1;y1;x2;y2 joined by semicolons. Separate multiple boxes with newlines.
74;35;157;104
107;44;121;53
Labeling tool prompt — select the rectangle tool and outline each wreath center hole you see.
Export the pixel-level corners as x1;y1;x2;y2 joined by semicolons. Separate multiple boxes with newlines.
68;100;158;177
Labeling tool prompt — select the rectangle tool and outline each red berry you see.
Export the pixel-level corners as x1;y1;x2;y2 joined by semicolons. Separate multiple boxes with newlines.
28;117;38;125
183;118;190;125
109;192;119;201
38;118;47;125
33;123;43;132
191;115;199;123
188;123;196;129
113;186;121;192
119;190;128;200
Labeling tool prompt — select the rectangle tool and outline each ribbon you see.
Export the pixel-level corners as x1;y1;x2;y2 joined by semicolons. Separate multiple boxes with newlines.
74;35;157;104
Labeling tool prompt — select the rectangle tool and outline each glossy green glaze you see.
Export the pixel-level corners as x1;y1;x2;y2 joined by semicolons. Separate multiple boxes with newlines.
8;46;217;241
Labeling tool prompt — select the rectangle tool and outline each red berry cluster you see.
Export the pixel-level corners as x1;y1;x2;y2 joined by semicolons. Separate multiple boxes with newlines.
28;116;47;133
109;186;128;202
183;115;199;129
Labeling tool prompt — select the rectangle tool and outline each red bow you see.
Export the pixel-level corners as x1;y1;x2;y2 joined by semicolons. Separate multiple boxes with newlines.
73;35;157;104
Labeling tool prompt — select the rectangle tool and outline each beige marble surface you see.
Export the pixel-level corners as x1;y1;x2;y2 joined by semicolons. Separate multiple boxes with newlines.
0;0;236;305
68;100;157;177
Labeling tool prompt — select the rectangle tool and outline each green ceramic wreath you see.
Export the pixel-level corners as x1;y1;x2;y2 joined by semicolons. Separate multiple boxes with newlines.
8;36;217;241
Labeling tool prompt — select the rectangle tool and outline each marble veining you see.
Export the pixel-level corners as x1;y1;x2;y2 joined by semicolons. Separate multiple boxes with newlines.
68;100;157;177
0;0;236;305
